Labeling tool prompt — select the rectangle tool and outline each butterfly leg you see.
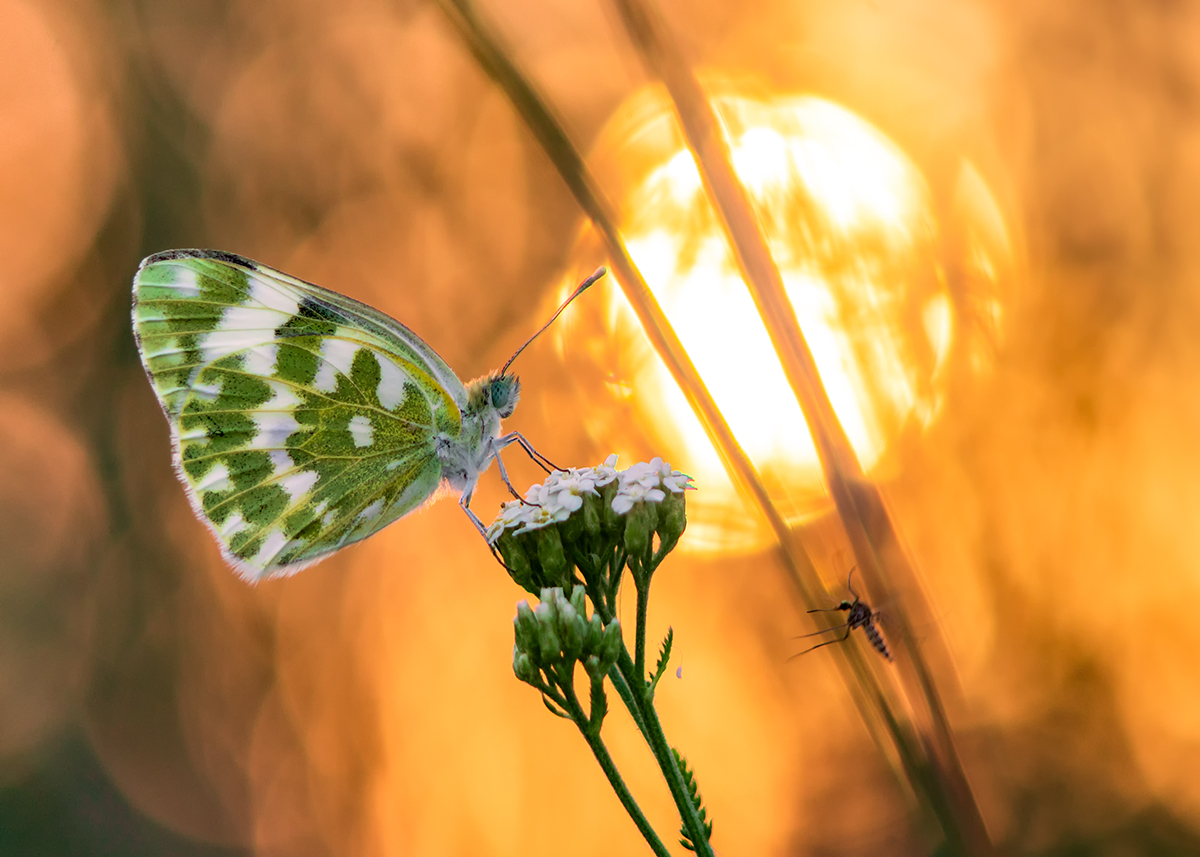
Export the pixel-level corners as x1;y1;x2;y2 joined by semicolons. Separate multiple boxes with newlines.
458;485;489;538
493;450;527;502
501;431;560;473
456;477;489;537
457;487;513;570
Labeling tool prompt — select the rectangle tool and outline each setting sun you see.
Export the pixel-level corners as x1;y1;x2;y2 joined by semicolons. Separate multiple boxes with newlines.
570;88;1011;549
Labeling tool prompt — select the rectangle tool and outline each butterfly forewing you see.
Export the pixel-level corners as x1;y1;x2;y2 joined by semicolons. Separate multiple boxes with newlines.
132;250;463;580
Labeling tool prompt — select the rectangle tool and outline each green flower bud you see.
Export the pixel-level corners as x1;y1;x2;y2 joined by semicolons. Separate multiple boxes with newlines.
585;613;604;653
534;527;569;588
623;500;657;558
584;653;605;681
600;619;623;668
569;585;587;617
600;480;623;535
581;491;602;537
497;531;536;593
556;599;583;661
558;504;585;544
514;601;539;655
656;489;687;553
535;601;563;664
513;647;537;684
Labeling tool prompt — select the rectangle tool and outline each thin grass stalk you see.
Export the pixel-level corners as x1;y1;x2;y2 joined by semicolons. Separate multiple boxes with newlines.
430;0;927;811
604;0;995;853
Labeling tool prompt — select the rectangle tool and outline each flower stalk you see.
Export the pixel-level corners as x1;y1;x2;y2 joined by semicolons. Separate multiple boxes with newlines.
428;0;925;804
494;458;714;857
436;0;990;852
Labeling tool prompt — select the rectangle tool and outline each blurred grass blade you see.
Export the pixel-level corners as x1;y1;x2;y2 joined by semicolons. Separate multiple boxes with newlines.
431;0;944;840
603;0;995;853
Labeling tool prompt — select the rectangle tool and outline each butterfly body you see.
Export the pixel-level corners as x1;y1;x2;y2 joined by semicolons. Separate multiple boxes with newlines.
132;249;533;581
437;371;520;501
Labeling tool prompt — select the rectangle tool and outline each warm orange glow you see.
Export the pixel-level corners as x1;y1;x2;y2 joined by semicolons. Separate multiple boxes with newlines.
573;87;1012;550
18;2;1200;853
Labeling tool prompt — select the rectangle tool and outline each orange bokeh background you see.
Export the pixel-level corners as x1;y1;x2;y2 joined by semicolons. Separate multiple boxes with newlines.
4;0;1200;855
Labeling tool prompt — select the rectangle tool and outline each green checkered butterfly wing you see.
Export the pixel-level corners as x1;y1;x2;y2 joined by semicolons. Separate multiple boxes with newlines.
132;250;468;581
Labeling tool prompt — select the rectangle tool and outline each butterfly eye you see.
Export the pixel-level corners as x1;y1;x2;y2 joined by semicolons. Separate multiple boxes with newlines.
491;376;519;418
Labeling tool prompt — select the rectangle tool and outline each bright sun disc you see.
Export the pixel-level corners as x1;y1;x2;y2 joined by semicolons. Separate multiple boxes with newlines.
566;87;1011;551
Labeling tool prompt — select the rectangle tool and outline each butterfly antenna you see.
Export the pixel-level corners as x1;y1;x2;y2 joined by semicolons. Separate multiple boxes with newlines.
500;267;607;374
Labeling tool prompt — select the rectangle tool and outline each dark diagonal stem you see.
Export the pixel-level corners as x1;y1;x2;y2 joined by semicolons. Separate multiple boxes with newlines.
432;0;951;846
604;0;995;853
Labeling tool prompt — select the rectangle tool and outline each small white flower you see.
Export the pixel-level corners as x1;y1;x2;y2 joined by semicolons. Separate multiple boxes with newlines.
620;461;660;490
546;469;600;512
487;499;528;542
590;454;620;487
515;503;571;534
661;471;695;493
612;481;666;515
611;493;635;516
525;481;551;505
488;455;696;538
554;489;585;512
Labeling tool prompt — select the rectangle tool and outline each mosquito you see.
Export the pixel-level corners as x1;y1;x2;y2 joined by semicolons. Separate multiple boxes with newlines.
791;568;893;661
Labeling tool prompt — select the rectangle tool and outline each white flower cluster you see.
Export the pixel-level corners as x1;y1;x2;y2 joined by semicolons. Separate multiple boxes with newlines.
486;455;695;544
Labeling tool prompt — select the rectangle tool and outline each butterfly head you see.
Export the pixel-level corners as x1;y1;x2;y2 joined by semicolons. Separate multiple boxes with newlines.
469;371;521;420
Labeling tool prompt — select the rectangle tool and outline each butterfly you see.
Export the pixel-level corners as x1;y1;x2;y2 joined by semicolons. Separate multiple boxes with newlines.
131;249;603;582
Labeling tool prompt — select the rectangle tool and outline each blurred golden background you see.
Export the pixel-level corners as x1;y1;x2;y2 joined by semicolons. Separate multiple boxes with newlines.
4;0;1200;854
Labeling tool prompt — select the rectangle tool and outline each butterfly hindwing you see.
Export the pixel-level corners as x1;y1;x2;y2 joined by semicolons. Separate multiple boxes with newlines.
132;250;462;580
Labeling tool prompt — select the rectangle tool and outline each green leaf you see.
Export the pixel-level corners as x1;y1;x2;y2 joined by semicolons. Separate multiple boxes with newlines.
540;694;573;721
672;748;713;852
648;627;674;698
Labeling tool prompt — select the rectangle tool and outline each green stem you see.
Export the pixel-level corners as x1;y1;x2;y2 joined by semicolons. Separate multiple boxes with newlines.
613;646;715;857
607;661;651;741
634;573;650;684
561;684;673;857
590;555;709;853
587;578;653;742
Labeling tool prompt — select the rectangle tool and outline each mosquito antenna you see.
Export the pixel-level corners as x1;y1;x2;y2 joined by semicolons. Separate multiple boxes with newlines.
500;267;607;375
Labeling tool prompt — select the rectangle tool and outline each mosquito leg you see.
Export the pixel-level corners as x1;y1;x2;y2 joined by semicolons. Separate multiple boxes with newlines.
794;621;853;639
846;566;860;601
788;626;854;661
